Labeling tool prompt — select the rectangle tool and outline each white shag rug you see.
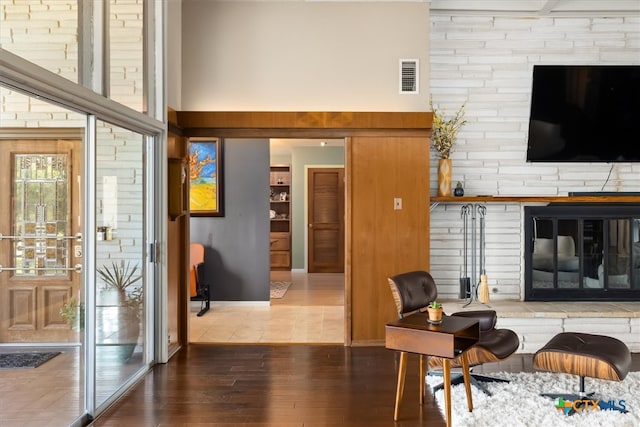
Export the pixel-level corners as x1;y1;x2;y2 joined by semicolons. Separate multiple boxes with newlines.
426;371;640;427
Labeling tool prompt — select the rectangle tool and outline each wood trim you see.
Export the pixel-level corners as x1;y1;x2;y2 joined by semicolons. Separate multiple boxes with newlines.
344;137;353;346
177;111;433;138
0;128;84;139
168;107;178;126
177;111;432;129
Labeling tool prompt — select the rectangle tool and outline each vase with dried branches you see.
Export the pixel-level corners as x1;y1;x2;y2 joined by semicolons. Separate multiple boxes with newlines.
430;98;467;196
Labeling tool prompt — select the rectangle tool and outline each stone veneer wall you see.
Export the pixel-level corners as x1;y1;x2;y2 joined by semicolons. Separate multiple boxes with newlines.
507;316;640;353
429;14;640;301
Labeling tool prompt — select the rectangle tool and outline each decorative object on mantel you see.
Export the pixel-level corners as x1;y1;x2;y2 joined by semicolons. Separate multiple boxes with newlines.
454;181;464;197
430;98;467;197
437;159;452;196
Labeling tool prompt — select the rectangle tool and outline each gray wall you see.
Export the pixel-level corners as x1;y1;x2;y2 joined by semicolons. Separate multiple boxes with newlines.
291;146;345;269
191;139;270;301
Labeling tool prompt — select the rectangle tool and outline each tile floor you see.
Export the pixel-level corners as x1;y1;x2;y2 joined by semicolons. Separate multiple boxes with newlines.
189;271;345;343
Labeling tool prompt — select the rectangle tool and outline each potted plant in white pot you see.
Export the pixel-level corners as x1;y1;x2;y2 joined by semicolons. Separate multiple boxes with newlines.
97;260;143;361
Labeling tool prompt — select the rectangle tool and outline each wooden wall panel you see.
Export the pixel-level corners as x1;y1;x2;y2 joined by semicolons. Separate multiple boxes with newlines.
167;130;189;353
348;136;430;344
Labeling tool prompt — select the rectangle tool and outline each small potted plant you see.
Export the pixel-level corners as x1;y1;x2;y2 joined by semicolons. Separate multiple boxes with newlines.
426;301;443;324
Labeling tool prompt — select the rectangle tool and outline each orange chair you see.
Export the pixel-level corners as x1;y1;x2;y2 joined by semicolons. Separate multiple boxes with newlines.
190;243;210;316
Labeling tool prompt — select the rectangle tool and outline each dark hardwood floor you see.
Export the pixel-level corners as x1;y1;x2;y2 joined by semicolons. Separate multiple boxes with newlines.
90;345;640;427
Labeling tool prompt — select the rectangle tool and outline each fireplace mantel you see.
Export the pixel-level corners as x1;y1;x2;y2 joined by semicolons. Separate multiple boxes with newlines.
432;195;640;204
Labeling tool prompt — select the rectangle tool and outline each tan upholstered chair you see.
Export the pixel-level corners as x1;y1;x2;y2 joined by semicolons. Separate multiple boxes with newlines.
388;270;520;395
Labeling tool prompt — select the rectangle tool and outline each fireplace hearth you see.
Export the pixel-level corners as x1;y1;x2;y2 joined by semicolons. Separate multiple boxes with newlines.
524;204;640;301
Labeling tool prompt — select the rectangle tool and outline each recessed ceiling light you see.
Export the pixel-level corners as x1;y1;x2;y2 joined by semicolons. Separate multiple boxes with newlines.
320;141;327;147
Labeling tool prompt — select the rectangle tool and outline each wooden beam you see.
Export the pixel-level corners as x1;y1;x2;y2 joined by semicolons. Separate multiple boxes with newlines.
176;111;432;137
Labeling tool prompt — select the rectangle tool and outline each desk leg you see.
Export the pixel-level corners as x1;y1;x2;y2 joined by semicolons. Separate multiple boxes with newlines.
443;358;451;427
419;354;426;404
394;351;408;421
461;352;473;412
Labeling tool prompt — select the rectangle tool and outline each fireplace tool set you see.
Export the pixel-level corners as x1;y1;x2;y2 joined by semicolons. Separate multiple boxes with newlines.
460;204;490;306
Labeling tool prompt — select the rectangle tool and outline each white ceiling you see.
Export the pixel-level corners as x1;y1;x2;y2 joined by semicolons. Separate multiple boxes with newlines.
429;0;640;15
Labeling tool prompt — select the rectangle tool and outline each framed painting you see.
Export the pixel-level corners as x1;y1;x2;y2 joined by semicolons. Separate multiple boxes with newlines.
188;138;224;216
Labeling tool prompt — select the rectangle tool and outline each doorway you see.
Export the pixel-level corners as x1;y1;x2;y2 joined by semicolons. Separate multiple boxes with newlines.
188;138;346;343
307;167;345;273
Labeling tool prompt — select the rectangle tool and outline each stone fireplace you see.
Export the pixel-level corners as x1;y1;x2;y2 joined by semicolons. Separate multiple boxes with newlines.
524;204;640;301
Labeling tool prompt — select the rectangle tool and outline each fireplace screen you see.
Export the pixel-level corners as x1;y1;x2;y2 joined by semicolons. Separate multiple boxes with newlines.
525;205;640;301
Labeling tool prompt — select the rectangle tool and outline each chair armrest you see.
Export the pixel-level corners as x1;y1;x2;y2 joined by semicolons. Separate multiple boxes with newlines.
451;310;497;332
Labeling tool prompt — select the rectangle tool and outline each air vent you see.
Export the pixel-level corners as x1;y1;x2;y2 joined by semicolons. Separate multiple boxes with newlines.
399;59;419;94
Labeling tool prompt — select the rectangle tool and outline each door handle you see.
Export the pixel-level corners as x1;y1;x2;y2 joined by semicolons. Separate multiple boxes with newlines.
0;232;82;241
0;264;83;273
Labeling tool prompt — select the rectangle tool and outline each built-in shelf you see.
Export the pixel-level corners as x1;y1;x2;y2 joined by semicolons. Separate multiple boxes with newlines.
270;165;291;270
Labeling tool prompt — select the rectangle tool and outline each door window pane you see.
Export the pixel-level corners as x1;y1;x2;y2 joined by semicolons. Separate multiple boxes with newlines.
95;120;146;406
13;154;69;276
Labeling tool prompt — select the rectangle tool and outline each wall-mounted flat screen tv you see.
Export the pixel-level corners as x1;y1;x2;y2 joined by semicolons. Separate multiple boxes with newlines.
527;65;640;162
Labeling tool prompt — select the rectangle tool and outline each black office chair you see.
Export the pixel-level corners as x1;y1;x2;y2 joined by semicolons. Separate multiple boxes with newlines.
388;270;520;396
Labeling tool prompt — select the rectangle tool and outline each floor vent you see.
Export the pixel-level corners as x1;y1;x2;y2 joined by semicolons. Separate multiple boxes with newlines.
399;59;419;94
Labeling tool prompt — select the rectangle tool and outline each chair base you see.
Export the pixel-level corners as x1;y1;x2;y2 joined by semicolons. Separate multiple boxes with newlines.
191;286;210;317
429;371;509;396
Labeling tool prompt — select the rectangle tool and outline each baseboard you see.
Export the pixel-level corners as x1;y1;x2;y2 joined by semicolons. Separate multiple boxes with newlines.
350;339;385;347
190;301;269;310
211;301;270;307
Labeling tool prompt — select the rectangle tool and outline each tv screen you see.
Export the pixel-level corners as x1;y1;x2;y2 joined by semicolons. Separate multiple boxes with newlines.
526;65;640;162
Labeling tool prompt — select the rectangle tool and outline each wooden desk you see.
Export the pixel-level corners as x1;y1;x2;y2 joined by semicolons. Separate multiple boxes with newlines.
385;314;480;426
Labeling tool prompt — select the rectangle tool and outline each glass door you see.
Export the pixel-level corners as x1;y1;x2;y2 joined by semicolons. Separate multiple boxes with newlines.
0;89;87;425
94;121;150;408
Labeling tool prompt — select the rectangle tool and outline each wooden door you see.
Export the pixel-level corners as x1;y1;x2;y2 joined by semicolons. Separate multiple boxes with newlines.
308;167;345;273
0;136;83;343
348;136;429;344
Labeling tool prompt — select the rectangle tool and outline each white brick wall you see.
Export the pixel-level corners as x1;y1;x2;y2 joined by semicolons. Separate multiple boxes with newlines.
0;0;78;82
429;14;640;300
